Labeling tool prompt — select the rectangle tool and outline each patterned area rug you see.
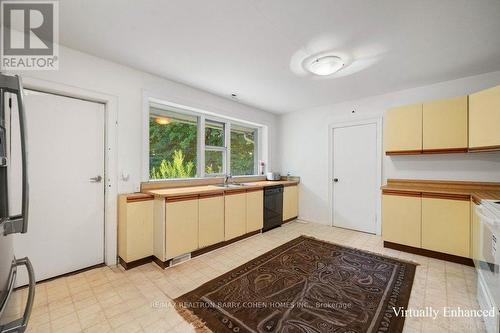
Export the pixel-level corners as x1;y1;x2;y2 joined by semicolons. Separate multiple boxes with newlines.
175;235;416;333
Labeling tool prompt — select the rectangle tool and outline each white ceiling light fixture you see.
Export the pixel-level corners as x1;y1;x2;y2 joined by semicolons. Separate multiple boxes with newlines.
306;55;345;76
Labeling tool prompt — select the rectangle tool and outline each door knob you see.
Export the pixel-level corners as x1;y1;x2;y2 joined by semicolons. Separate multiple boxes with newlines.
89;175;102;183
333;178;339;182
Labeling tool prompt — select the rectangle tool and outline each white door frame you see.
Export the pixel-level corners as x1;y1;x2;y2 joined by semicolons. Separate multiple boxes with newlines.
20;77;119;266
328;116;383;235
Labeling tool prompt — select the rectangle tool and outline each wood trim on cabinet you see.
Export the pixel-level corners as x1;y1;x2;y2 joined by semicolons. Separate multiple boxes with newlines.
382;189;421;197
471;196;481;205
468;145;500;153
385;150;422;156
224;189;247;195
283;183;298;188
421;147;468;154
384;241;474;267
191;230;261;258
421;192;470;201
198;192;224;199
245;187;263;193
386;179;500;191
126;195;154;203
165;194;200;203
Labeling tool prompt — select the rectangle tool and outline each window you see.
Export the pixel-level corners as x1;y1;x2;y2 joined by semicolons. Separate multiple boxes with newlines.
230;125;257;176
148;103;261;180
149;109;198;179
204;121;225;176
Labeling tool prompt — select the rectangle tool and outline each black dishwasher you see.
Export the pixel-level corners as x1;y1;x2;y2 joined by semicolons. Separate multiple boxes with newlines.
263;185;283;232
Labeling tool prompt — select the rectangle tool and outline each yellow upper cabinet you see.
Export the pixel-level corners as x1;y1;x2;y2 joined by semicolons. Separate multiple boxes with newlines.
422;96;468;151
384;104;422;154
469;85;500;150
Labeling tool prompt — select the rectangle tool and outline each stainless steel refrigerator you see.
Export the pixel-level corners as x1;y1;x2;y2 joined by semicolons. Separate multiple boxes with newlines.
0;73;34;333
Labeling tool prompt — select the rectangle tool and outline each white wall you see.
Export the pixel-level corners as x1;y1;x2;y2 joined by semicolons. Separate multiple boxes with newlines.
12;46;279;194
279;71;500;225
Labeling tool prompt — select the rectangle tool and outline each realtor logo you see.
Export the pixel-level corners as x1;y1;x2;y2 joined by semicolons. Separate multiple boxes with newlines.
1;0;59;70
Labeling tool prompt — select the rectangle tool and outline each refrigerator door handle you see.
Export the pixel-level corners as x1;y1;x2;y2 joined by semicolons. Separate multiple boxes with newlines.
15;77;29;234
1;74;29;235
0;257;35;333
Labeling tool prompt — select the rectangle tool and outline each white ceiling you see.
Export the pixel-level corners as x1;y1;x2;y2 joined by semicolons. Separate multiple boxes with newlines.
59;0;500;114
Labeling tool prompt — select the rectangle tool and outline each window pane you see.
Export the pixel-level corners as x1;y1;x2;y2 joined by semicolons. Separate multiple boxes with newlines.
230;125;257;176
149;108;197;179
205;150;224;175
205;120;224;147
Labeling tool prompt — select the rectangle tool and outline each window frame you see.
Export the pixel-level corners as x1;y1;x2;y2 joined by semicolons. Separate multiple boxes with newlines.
147;100;262;181
204;119;227;177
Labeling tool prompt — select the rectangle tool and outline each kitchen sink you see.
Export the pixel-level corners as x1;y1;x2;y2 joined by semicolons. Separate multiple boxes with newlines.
215;183;247;188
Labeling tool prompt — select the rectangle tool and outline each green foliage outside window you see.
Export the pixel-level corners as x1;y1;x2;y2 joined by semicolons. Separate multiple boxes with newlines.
149;110;257;179
149;116;197;179
231;127;256;176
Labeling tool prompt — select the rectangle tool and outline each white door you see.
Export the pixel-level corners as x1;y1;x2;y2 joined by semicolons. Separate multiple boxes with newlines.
332;123;378;234
10;90;105;285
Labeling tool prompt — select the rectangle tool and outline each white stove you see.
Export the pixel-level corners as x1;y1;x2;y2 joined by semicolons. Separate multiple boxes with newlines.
475;199;500;333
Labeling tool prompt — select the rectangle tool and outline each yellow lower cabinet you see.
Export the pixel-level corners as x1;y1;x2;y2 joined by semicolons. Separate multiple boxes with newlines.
198;194;224;248
283;185;298;221
225;192;246;241
118;196;154;262
165;198;199;259
422;197;470;257
382;193;421;248
246;189;263;233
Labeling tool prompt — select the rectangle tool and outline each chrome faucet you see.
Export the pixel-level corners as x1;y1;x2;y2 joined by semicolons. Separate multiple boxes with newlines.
224;174;232;186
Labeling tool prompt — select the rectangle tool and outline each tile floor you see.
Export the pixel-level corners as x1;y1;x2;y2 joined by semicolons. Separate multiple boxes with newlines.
7;220;484;333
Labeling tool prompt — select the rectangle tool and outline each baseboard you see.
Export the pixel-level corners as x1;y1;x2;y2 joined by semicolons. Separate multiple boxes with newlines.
191;230;261;258
384;241;474;267
15;262;106;290
119;256;155;270
283;216;298;224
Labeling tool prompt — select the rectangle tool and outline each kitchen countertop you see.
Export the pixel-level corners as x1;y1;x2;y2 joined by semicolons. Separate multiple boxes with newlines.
381;179;500;203
144;180;299;198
